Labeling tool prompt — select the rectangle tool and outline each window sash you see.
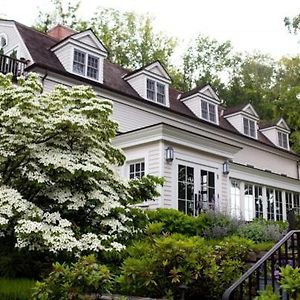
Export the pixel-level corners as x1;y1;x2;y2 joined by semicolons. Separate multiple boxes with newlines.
87;55;99;80
147;79;155;100
157;83;165;104
243;118;256;137
129;161;145;179
278;131;288;149
73;49;86;75
201;100;208;120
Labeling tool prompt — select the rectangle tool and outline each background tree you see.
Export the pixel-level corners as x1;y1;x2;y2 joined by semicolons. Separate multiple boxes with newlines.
284;13;300;34
35;1;177;70
181;35;234;94
224;53;277;119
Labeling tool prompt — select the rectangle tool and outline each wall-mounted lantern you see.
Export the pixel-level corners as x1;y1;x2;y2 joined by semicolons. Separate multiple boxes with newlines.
223;160;230;175
165;146;174;162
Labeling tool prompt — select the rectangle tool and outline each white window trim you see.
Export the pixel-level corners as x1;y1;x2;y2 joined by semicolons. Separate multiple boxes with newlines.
72;47;100;81
145;77;167;106
200;99;218;124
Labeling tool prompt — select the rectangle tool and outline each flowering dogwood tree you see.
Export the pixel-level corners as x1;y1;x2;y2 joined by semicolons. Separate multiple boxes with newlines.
0;73;136;254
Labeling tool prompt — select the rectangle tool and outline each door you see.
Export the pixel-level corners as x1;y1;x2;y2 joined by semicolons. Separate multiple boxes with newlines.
177;163;216;216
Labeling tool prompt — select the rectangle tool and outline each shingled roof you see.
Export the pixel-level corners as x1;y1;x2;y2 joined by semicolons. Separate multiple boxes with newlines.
9;20;294;154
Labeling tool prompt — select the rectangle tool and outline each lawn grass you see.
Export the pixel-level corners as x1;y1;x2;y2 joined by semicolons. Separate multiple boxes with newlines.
0;278;36;300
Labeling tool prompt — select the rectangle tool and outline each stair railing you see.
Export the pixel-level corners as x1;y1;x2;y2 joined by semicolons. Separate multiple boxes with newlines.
222;230;300;300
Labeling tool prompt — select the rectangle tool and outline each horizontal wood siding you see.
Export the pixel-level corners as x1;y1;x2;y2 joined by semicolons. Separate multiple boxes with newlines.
54;45;72;72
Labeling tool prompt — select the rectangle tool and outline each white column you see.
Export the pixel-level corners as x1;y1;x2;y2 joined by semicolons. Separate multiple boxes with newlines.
240;181;245;220
282;191;287;221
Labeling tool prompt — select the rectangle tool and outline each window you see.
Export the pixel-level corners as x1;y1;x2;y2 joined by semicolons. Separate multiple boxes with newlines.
200;170;215;211
73;49;99;80
275;190;283;221
243;117;256;138
178;165;195;216
255;186;263;218
87;55;99;80
129;161;145;179
267;188;274;220
73;49;85;75
0;33;7;48
146;79;166;104
231;180;241;219
278;131;288;149
201;100;217;123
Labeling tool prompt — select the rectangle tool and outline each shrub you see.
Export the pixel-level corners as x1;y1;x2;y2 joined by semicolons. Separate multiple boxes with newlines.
118;234;253;299
237;219;286;243
32;255;113;300
0;278;36;300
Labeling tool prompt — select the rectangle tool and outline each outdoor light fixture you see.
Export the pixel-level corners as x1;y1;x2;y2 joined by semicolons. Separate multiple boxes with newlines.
223;160;230;175
165;146;174;162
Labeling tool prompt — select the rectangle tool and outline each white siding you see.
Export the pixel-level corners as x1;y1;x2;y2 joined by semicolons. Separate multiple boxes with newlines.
0;22;30;60
182;96;200;118
119;141;162;209
54;44;72;71
225;114;242;133
126;76;146;99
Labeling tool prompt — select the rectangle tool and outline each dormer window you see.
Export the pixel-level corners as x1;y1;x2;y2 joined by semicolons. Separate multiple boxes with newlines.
146;79;166;104
243;117;256;138
201;100;216;123
278;131;288;149
73;49;99;80
73;49;85;75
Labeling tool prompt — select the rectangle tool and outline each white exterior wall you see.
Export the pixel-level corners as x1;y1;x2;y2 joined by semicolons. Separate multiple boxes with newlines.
119;141;163;209
54;45;73;71
0;22;30;60
182;96;200;118
225;114;242;132
126;76;146;99
260;128;278;146
234;144;296;177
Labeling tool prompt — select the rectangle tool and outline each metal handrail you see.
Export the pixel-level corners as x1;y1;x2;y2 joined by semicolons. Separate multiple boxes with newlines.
0;54;27;77
222;230;300;300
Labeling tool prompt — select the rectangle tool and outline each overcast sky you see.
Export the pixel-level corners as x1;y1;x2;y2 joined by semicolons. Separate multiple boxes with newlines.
1;0;300;60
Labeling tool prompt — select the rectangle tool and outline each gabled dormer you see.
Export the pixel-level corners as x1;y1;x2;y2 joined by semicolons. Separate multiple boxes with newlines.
179;84;220;125
260;118;291;150
124;61;171;107
50;28;108;83
223;103;259;139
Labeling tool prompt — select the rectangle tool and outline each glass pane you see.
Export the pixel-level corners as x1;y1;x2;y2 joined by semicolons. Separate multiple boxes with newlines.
187;167;194;183
178;165;186;182
178;200;186;213
178;182;186;199
187;184;194;200
201;100;208;120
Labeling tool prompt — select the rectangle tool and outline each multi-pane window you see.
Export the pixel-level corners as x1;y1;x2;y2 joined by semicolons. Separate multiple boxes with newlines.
200;170;215;211
201;100;217;123
157;83;165;104
294;194;300;210
286;192;293;212
73;49;85;75
231;180;241;219
267;188;275;220
73;49;99;80
243;117;256;138
178;165;195;216
275;190;283;221
278;131;288;149
146;79;155;100
129;161;145;179
255;186;263;218
146;79;166;104
87;55;99;80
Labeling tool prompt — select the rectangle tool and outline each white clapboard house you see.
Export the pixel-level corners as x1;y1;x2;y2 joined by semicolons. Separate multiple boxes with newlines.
0;19;299;221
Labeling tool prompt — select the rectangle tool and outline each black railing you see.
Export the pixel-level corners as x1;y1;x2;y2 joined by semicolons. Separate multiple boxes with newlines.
222;230;300;300
0;54;27;77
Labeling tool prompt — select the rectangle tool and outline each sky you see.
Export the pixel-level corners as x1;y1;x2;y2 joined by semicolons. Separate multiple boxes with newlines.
1;0;300;60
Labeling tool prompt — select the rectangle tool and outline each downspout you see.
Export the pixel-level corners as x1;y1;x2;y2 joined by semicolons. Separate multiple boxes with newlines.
40;71;48;93
297;160;300;180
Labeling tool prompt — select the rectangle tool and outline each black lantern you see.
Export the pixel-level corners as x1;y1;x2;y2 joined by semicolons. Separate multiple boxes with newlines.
165;146;174;162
